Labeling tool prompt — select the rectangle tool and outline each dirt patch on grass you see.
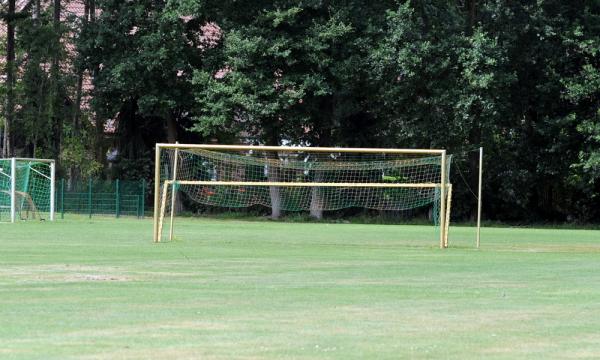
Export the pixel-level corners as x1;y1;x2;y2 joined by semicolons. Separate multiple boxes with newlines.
0;264;135;283
64;274;130;282
502;244;600;254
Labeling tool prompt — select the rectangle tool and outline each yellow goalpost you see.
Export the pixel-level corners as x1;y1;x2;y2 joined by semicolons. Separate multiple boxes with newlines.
153;144;452;248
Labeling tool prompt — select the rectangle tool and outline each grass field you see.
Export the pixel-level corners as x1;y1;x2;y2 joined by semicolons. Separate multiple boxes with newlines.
1;217;600;359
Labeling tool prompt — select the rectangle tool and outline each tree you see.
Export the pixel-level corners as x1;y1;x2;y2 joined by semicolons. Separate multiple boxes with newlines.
77;0;203;179
2;0;16;157
192;0;395;218
368;0;599;222
371;1;513;220
16;4;65;158
560;3;600;221
476;1;599;222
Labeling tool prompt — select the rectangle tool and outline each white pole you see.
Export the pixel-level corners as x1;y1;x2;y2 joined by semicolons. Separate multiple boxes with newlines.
153;145;161;242
49;161;56;221
10;158;16;223
476;147;483;248
168;146;179;241
439;150;447;249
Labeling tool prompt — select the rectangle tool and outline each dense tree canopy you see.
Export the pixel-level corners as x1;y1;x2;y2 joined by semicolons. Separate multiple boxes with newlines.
1;0;599;223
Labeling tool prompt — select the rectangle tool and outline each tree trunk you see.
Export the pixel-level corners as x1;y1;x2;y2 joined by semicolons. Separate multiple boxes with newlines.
309;123;332;220
34;0;41;20
80;0;102;166
309;190;323;219
89;0;95;22
73;51;85;133
1;120;7;157
166;113;177;143
70;73;84;179
309;171;323;219
71;50;84;179
466;0;477;35
50;0;62;161
265;127;281;219
93;104;104;161
3;0;16;157
165;112;184;212
266;155;282;219
67;0;89;185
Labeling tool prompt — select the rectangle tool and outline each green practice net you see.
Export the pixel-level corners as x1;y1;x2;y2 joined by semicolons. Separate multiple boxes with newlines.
0;159;53;222
157;147;451;232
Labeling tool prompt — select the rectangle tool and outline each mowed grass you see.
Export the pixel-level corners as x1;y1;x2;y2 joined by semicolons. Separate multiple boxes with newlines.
1;217;600;359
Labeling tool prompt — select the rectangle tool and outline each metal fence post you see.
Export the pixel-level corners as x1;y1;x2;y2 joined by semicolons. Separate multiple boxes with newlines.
116;179;120;218
140;179;146;219
88;178;93;219
60;178;65;219
41;178;155;219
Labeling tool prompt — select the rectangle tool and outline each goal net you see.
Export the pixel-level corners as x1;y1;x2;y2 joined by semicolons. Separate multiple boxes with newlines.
153;144;452;247
0;158;55;222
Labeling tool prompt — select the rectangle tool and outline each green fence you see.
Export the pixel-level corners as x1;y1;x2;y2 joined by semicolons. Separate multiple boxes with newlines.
56;179;147;219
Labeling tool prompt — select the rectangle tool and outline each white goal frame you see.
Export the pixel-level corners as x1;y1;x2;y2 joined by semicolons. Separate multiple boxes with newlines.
0;158;56;223
153;144;451;248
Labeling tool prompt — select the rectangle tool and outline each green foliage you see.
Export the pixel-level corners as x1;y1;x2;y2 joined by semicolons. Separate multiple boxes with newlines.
0;34;5;131
113;150;154;180
3;0;599;222
562;24;600;182
193;1;395;146
60;120;103;179
2;3;96;176
78;0;197;120
187;0;600;222
10;5;72;159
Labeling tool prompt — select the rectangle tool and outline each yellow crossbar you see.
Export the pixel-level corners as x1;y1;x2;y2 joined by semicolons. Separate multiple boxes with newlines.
165;180;441;188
